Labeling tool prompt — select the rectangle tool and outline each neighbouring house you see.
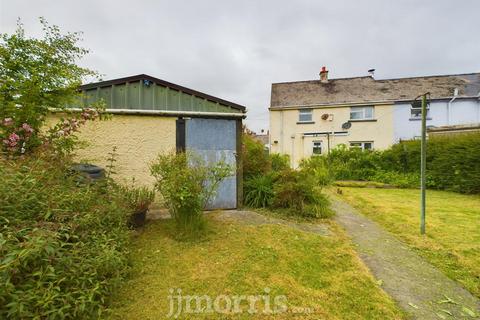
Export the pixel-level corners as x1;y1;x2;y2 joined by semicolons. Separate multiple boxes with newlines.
62;74;246;209
269;68;480;167
252;129;270;151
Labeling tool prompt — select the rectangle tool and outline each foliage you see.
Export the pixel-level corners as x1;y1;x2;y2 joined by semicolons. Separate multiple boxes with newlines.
371;171;420;188
306;132;480;193
0;18;98;155
325;145;380;181
272;170;333;219
241;131;333;218
244;174;275;208
242;134;270;179
150;151;233;237
299;156;333;186
426;133;480;193
270;153;290;172
0;154;131;319
120;182;155;213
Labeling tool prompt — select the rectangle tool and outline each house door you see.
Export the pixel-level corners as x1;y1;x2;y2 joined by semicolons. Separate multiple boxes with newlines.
184;118;237;209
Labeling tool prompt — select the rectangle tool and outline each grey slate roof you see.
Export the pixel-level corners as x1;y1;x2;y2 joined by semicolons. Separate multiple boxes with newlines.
270;73;480;108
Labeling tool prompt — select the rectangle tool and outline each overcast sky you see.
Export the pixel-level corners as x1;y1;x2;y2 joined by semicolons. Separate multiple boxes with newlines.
1;0;479;132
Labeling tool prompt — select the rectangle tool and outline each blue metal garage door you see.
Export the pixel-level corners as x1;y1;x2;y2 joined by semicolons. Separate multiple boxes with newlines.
185;118;237;209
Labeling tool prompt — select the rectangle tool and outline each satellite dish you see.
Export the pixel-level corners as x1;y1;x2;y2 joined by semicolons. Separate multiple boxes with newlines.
342;122;352;129
321;113;329;120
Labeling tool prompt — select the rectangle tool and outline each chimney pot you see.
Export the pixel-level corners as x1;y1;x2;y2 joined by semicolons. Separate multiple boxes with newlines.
320;66;329;83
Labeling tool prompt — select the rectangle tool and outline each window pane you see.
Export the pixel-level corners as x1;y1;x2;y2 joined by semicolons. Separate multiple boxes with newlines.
364;142;373;150
313;141;322;155
411;108;431;118
298;109;312;122
364;107;374;119
349;142;362;149
411;108;422;118
350;110;363;119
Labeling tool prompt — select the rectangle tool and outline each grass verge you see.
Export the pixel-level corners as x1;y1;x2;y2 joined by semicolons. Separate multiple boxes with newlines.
108;214;405;319
338;187;480;298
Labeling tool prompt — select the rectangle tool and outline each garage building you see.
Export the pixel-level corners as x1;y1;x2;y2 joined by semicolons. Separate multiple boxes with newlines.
70;74;246;209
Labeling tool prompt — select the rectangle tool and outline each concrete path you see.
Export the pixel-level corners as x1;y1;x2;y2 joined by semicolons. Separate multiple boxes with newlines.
331;196;480;320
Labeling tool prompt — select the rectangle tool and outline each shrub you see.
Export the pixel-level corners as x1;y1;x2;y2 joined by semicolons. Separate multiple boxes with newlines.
242;134;270;179
150;151;232;237
272;170;333;219
270;153;290;172
0;155;131;319
244;174;275;208
371;170;419;188
299;156;333;186
0;18;98;156
120;183;155;213
427;133;480;193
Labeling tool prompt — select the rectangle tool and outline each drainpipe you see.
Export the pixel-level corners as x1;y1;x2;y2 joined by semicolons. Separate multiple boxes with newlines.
446;88;458;125
327;132;331;154
290;134;295;168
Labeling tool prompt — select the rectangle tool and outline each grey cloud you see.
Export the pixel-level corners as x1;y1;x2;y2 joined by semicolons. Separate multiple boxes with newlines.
1;0;479;131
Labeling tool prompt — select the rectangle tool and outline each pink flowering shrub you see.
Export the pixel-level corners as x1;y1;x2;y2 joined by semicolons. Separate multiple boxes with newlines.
1;123;35;154
1;106;104;156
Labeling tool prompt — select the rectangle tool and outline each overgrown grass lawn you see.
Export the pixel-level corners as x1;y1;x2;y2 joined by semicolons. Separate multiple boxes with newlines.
109;214;405;319
339;187;480;298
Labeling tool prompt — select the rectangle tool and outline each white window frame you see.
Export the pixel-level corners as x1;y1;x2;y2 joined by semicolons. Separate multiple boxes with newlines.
298;109;313;123
349;141;374;151
350;106;374;120
312;141;323;155
410;105;430;119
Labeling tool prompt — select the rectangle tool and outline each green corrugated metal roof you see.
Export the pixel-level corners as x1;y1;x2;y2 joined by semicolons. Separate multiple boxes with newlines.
74;74;246;114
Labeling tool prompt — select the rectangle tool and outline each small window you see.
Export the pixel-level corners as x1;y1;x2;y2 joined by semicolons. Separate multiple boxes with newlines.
349;141;373;151
350;106;374;120
312;141;322;155
410;105;430;119
298;109;313;122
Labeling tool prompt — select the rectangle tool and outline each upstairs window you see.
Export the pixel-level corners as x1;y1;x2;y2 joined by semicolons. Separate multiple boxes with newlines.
349;141;373;151
312;141;322;155
410;101;430;119
298;109;313;122
350;106;374;120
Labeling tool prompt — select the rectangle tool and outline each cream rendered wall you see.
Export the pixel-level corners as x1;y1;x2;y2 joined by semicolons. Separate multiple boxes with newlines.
47;115;176;185
270;104;395;167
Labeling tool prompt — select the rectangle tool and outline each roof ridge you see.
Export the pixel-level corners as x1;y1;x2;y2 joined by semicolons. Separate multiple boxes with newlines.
272;72;480;86
272;76;372;85
378;72;480;81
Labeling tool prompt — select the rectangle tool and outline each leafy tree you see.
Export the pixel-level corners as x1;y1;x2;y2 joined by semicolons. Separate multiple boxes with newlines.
0;18;97;154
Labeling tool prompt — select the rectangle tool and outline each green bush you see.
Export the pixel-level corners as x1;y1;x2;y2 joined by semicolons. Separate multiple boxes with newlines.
299;156;333;186
304;133;480;194
244;174;275;208
242;134;270;179
270;153;290;172
0;155;131;319
427;133;480;193
241;131;333;218
371;171;419;188
272;170;333;219
150;151;232;238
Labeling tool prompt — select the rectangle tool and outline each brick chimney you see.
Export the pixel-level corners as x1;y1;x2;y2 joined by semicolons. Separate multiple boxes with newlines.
319;66;329;83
